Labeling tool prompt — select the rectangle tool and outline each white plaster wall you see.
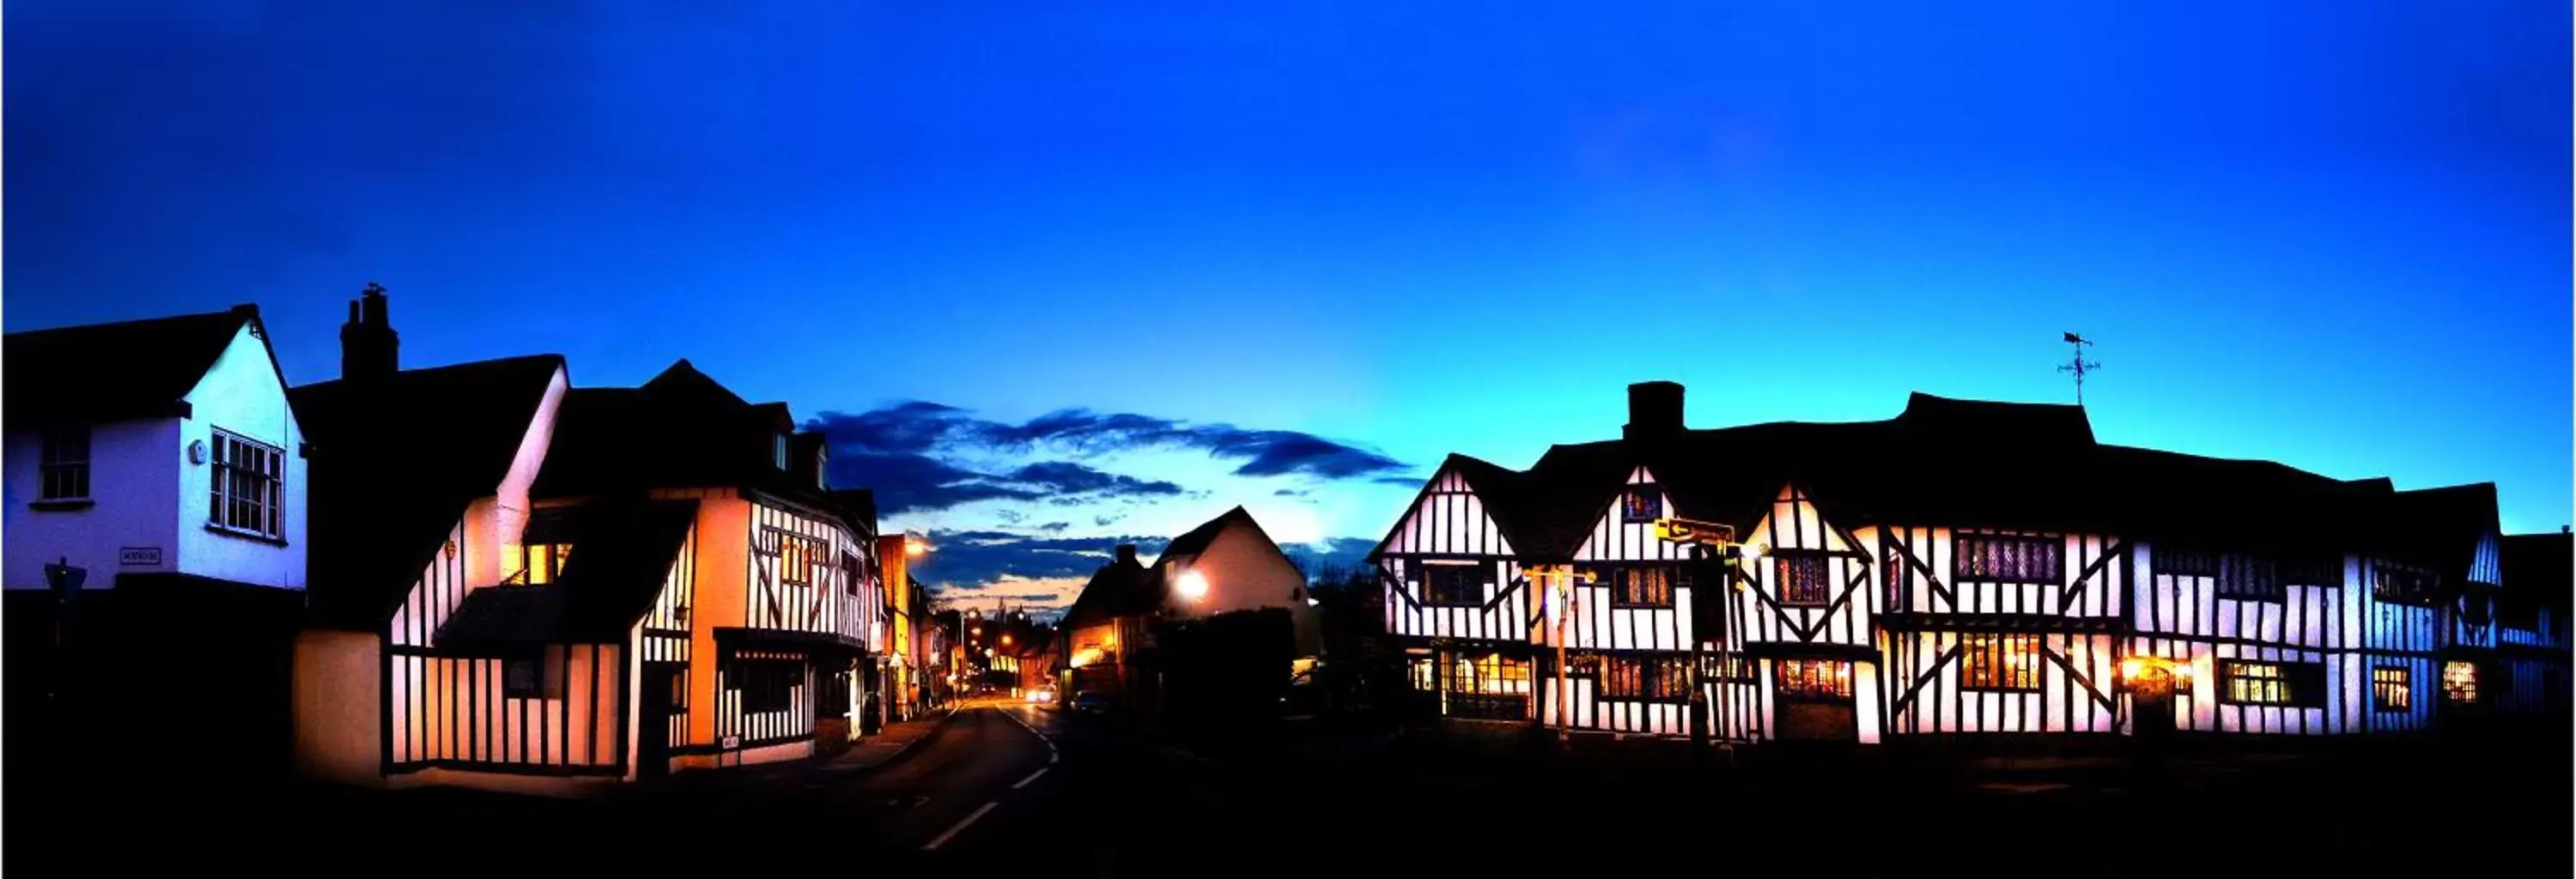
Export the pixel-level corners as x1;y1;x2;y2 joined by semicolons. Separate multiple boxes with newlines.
3;419;179;588
173;321;306;587
1161;518;1319;655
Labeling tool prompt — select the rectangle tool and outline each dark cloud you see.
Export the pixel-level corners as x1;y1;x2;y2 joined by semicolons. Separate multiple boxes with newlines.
817;446;1194;516
1372;476;1425;487
1273;488;1309;498
909;528;1172;592
822;451;1044;516
993;509;1027;524
804;403;1413;515
1093;514;1124;527
1036;521;1070;533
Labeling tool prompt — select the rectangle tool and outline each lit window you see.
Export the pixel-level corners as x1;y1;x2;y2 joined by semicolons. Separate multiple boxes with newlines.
2372;666;2410;712
2442;661;2477;704
2220;660;2325;707
1961;634;2043;692
38;427;89;500
207;428;286;539
1601;655;1692;702
1620;487;1663;522
1607;566;1676;609
515;543;571;585
1954;535;2062;585
779;534;818;587
1776;554;1830;607
1445;652;1531;695
1776;659;1852;701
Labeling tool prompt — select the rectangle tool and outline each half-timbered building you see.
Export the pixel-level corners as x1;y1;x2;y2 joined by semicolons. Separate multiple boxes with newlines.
1371;380;2524;746
291;290;882;792
2494;530;2571;721
531;359;882;773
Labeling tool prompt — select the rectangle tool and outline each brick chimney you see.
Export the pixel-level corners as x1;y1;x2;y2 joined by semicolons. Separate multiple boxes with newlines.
1625;381;1685;441
1115;544;1138;566
340;282;399;381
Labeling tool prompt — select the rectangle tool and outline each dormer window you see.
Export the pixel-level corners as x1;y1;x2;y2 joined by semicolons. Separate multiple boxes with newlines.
774;433;790;471
514;543;571;585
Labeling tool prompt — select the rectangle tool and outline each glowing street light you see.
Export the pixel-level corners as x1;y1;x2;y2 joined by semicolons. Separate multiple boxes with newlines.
1176;570;1210;603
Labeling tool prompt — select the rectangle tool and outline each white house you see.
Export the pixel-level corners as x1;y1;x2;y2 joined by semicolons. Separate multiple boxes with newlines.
3;304;307;593
1062;507;1321;708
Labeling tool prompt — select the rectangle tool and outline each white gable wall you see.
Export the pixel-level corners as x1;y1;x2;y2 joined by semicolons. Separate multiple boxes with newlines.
3;418;180;588
1163;518;1319;655
174;321;307;588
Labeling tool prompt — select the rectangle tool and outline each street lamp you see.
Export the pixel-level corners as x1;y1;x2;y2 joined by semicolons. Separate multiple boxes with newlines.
1649;518;1756;767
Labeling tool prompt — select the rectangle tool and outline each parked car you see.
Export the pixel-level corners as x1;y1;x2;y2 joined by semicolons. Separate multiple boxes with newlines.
1070;690;1114;715
1026;685;1058;705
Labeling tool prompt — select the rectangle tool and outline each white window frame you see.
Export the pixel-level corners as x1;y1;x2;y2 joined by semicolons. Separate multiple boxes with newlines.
207;427;286;540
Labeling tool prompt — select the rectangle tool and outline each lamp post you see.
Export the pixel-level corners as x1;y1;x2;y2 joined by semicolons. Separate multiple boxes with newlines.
43;559;85;706
1649;518;1759;768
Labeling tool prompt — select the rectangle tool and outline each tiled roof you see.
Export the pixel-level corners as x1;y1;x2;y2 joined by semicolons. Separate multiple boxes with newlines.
1382;391;2503;583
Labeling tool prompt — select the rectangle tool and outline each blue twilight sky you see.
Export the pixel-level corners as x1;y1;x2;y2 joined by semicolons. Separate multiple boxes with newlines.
9;3;2569;612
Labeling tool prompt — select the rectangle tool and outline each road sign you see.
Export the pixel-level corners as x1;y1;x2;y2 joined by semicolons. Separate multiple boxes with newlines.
1651;518;1737;546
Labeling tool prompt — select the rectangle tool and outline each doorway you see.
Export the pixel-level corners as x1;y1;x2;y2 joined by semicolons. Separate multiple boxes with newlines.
636;664;683;780
2129;666;2176;744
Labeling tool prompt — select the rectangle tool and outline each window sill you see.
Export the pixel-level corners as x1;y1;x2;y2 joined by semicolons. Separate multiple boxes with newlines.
28;499;95;512
204;523;289;547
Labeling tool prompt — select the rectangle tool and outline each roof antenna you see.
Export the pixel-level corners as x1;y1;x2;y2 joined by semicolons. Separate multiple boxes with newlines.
2058;332;2100;407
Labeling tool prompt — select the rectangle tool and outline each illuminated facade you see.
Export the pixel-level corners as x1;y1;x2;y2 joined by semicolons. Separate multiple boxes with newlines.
291;290;883;792
1061;508;1321;706
1370;381;2558;743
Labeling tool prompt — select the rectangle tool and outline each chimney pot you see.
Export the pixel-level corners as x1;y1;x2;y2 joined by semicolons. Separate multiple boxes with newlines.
340;282;401;381
1625;381;1686;441
1115;544;1138;565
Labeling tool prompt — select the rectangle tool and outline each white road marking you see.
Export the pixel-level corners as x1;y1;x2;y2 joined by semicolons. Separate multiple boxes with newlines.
921;802;999;852
997;705;1058;755
1012;766;1050;789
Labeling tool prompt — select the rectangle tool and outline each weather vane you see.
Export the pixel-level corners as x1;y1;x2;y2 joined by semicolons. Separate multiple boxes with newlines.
2059;331;2100;407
